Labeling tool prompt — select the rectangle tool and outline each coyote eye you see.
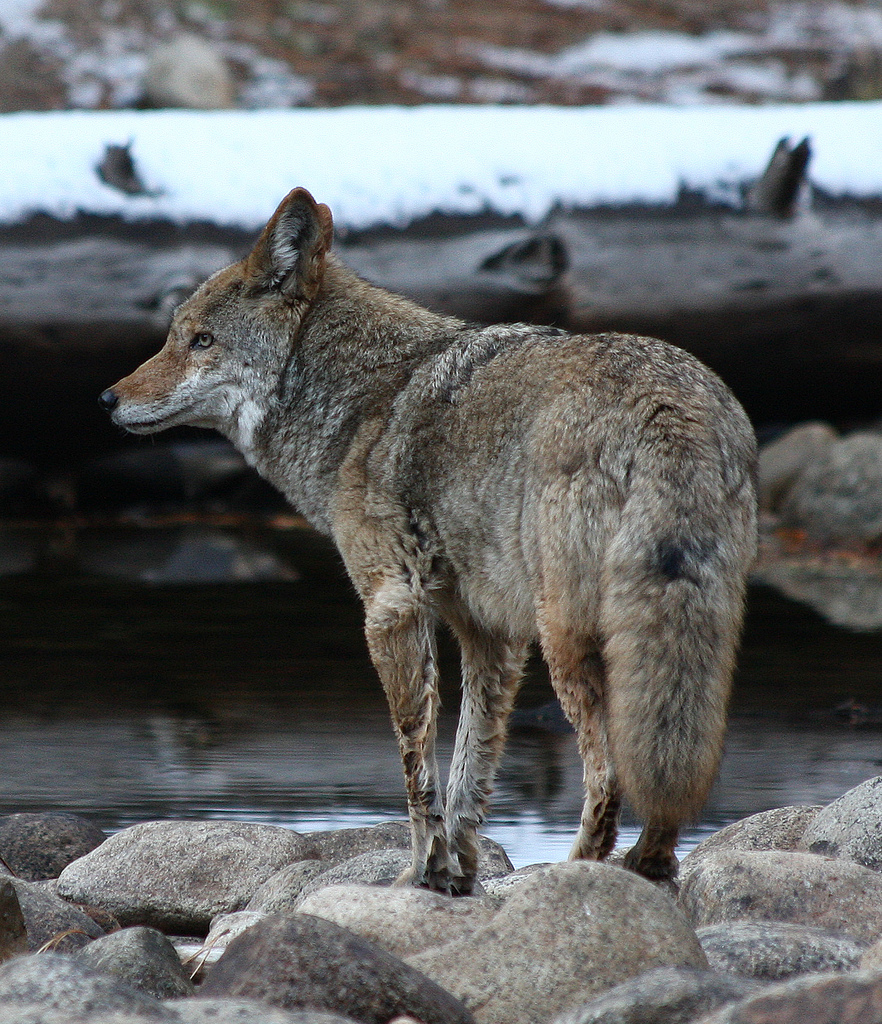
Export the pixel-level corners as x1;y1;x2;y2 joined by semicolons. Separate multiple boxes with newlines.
190;332;214;350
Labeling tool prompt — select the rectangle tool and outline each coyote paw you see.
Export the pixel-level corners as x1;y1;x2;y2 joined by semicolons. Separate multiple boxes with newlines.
622;845;679;884
394;862;462;895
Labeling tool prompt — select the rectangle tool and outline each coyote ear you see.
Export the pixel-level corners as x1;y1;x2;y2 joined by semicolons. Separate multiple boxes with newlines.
246;187;333;303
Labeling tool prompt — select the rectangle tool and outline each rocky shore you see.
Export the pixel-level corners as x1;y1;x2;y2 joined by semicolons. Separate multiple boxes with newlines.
1;776;881;1023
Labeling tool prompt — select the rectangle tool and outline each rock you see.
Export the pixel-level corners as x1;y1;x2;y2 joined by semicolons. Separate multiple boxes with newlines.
144;34;234;109
408;861;707;1024
861;938;882;971
679;807;822;889
696;969;882;1024
678;849;882;944
11;877;104;952
197;913;475;1024
304;821;414;864
56;820;318;934
779;429;882;543
303;821;512;879
0;811;105;884
0;811;106;881
757;422;838;512
188;911;268;979
0;879;27;963
76;926;195;999
751;558;882;632
0;951;172;1020
550;966;762;1024
296;883;497;958
800;775;882;869
697;921;865;979
296;849;413;901
245;860;328;913
480;863;550;903
171;1001;359;1023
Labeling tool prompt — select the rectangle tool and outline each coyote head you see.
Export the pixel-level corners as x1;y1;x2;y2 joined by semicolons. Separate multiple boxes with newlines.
100;188;333;448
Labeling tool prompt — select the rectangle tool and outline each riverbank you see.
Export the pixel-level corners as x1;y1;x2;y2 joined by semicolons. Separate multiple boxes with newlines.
1;776;882;1023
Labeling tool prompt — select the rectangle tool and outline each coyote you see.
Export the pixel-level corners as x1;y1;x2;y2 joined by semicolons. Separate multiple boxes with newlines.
101;188;758;893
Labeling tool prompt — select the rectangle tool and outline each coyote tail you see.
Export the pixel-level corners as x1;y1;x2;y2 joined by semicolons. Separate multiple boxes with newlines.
600;467;754;828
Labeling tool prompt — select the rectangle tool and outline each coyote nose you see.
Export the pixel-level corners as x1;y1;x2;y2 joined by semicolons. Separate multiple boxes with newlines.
98;388;119;411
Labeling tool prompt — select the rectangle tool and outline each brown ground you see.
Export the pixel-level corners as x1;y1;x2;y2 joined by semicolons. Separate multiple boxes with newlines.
2;0;878;111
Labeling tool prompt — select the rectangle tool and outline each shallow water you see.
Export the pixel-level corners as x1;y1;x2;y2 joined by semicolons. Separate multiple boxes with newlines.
0;521;879;867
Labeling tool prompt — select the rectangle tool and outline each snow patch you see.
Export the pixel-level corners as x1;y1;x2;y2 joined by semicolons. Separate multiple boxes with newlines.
1;104;881;232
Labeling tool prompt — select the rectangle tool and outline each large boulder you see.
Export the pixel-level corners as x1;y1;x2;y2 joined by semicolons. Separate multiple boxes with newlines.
550;966;761;1024
695;969;882;1024
76;926;195;999
679;849;882;943
295;883;496;958
0;951;171;1021
799;775;882;870
696;921;865;979
0;812;105;881
56;820;318;934
679;806;821;889
758;421;838;512
10;877;105;952
0;880;27;963
408;861;707;1024
197;912;475;1024
779;429;882;544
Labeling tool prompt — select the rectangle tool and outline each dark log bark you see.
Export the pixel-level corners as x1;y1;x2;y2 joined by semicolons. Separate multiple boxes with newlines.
1;198;881;464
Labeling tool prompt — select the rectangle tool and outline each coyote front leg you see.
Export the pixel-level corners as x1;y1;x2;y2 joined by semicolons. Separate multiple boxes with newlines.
445;615;528;895
363;578;448;890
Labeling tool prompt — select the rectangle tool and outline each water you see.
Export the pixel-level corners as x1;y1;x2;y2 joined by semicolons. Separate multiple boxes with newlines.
0;520;880;868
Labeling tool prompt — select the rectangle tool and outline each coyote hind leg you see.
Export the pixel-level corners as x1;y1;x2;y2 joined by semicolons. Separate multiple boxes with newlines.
363;578;448;891
444;614;528;895
540;623;620;862
623;822;680;881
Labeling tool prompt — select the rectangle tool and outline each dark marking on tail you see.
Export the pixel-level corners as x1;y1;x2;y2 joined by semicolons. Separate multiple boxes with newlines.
655;537;713;585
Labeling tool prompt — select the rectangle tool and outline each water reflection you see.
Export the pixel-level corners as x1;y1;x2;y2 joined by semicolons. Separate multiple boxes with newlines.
0;522;879;868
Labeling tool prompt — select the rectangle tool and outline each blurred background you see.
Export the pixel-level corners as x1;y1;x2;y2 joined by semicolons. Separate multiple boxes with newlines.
0;0;881;866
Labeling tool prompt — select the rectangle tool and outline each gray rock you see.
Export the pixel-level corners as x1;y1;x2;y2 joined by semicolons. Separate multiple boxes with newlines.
296;849;413;900
678;849;882;943
296;883;497;958
780;429;882;543
758;421;838;512
0;879;27;963
696;969;882;1024
303;821;513;878
197;913;475;1024
697;921;865;979
750;558;882;632
800;775;882;869
551;966;762;1024
56;820;318;934
860;937;882;971
171;1000;357;1023
0;951;172;1020
303;821;414;864
11;877;104;952
0;811;106;881
480;862;549;903
679;807;821;889
188;911;268;980
245;860;328;913
408;861;707;1024
76;926;195;999
144;34;234;109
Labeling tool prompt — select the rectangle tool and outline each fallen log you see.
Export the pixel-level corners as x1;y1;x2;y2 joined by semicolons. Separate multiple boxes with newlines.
2;188;882;463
